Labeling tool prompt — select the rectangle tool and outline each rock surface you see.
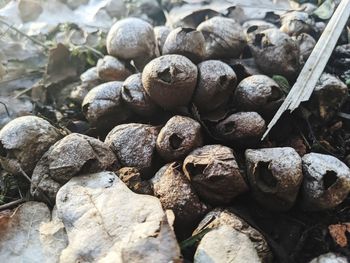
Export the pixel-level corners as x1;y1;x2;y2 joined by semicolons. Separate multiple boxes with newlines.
194;225;261;263
56;171;182;262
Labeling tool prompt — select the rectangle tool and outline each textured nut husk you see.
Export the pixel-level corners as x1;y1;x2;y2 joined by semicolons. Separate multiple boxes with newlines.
193;208;272;262
106;17;156;68
234;75;284;114
105;123;159;176
197;17;247;59
82;81;131;128
193;60;237;113
156;115;203;161
301;153;350;211
0;116;63;175
280;11;315;36
96;55;132;81
215;112;266;144
142;54;198;109
245;147;303;211
30;133;117;203
163;27;205;63
243;20;276;43
151;162;208;234
121;73;158;117
307;73;348;122
154;26;171;54
183;145;248;205
117;167;153;195
294;33;316;64
18;0;43;22
249;29;300;80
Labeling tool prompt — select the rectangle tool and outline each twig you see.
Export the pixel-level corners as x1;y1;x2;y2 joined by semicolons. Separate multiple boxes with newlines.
0;101;10;117
262;0;350;140
0;198;25;211
0;18;48;50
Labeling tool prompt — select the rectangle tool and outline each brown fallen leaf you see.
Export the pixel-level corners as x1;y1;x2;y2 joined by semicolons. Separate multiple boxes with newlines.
328;223;350;247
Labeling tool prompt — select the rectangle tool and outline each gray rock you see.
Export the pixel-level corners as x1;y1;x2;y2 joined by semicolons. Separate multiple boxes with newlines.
56;171;182;262
301;153;350;211
194;225;261;263
0;201;66;262
193;209;272;262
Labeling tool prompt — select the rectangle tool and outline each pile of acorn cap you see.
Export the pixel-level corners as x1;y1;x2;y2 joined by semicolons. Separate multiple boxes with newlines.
0;14;349;262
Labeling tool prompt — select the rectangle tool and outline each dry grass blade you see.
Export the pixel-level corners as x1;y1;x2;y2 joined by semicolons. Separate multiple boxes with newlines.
262;0;350;140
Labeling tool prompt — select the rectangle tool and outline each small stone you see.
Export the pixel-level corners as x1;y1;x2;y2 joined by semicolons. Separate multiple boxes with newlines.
142;54;198;109
0;116;63;175
156;115;203;162
301;153;350;211
245;147;303;211
117;167;153;195
96;55;132;81
151;162;208;236
194;225;261;263
193;60;237;113
193;208;272;262
183;145;248;205
105;123;159;177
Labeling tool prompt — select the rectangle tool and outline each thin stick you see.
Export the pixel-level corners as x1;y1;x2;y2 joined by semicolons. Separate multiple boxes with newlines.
0;18;48;50
262;0;350;140
0;198;25;211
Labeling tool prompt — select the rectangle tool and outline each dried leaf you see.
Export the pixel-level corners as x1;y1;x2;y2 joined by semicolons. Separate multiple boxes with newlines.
328;223;350;247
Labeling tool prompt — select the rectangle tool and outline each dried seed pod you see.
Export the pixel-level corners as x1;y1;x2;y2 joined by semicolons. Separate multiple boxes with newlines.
197;16;247;59
193;208;272;262
121;73;158;117
105;123;159;177
294;33;316;63
31;133;117;203
215;112;266;144
193;60;237;113
245;147;303;211
82;81;131;129
234;75;284;114
96;55;132;81
156;115;202;161
106;18;156;69
183;145;248;205
142;54;198;109
117;167;153;195
242;20;276;43
194;225;261;263
154;26;171;54
0;116;63;175
280;11;315;36
162;27;205;63
249;28;300;80
151;162;208;235
307;73;348;122
80;66;100;87
301;153;350;211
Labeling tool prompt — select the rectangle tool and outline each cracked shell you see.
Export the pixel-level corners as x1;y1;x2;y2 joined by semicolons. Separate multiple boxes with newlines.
0;116;63;175
183;145;248;205
245;147;303;211
156;115;203;162
142;54;198;109
30;133;118;204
